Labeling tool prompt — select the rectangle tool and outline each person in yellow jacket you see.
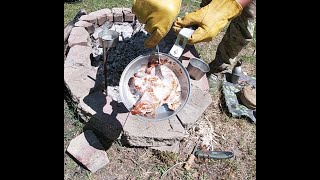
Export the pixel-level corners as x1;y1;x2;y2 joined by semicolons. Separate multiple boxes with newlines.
132;0;256;75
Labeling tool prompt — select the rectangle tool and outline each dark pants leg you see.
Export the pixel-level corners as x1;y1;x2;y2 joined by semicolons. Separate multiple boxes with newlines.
201;0;256;73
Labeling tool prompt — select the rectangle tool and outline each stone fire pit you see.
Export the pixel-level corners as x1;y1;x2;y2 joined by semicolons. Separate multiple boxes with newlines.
64;8;212;152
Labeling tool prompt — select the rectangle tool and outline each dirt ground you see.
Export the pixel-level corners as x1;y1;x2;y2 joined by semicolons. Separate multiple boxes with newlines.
64;30;256;179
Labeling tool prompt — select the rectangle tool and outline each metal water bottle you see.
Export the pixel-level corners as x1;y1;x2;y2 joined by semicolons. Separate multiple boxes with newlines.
231;60;242;84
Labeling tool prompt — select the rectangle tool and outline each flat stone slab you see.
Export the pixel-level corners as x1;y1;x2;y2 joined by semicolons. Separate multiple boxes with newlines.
89;8;112;26
122;115;185;147
80;91;129;140
89;8;111;16
182;59;209;93
75;20;93;27
79;14;97;24
112;8;123;22
68;27;90;47
67;130;109;173
177;84;212;129
64;45;97;102
74;20;94;34
150;141;180;153
181;50;209;93
122;7;135;22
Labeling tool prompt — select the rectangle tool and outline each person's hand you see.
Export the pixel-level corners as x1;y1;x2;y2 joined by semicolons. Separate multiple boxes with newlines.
173;0;242;44
132;0;181;48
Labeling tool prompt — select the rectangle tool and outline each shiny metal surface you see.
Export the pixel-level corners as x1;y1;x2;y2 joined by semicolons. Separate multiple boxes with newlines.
119;53;191;121
187;57;210;80
98;30;119;48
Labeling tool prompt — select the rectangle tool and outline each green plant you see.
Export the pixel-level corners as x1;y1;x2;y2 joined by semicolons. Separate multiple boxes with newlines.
157;165;168;176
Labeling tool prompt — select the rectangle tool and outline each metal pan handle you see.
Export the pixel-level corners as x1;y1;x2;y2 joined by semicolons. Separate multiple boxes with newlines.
169;26;196;59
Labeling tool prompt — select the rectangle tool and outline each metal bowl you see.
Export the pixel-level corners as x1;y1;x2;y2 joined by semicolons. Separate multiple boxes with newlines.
187;57;210;80
119;52;191;121
98;29;119;48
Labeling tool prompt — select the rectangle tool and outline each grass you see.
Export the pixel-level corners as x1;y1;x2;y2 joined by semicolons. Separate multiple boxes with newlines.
64;0;132;25
241;54;256;64
64;0;256;179
156;164;168;176
65;0;202;26
64;99;87;180
64;97;83;141
154;151;179;166
179;0;201;16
